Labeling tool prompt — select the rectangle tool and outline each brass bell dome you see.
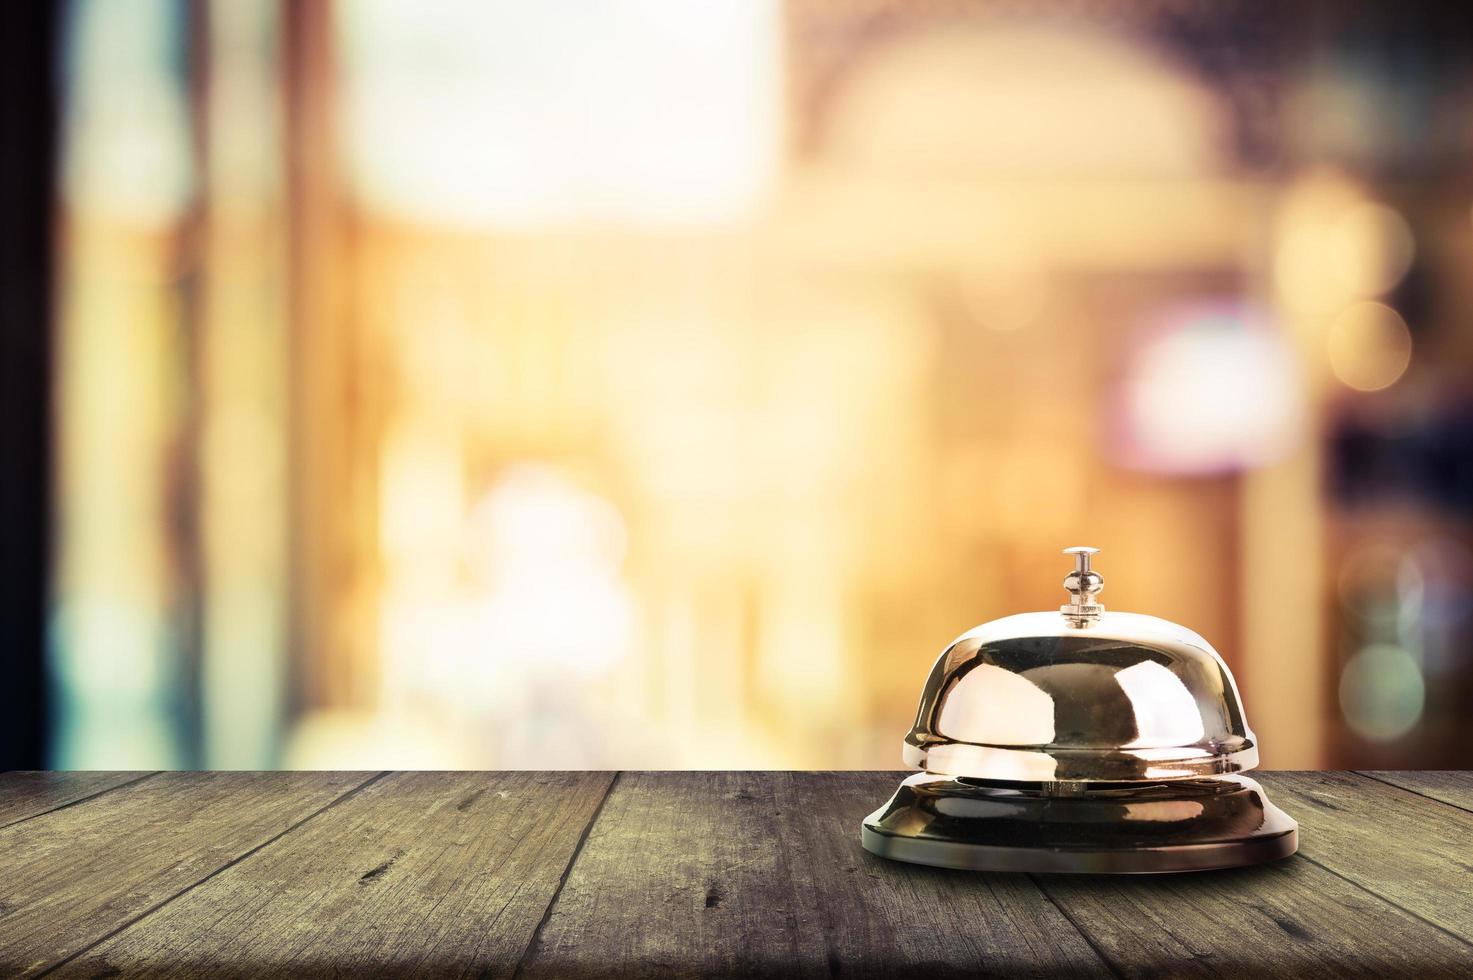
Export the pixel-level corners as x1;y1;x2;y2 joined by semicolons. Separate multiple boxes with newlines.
862;547;1298;874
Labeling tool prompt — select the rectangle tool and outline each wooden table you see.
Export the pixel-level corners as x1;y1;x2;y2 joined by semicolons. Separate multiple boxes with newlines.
0;771;1469;977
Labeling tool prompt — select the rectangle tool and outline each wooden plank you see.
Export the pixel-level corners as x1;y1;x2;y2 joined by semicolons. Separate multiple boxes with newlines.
1361;771;1473;813
53;771;615;979
519;771;1113;978
1039;859;1473;978
0;771;375;976
1259;771;1473;941
1036;772;1473;978
7;770;1471;976
0;771;154;828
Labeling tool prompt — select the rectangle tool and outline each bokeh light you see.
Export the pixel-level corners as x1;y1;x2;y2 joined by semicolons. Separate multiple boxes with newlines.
338;0;780;228
1329;203;1414;298
1274;176;1368;315
1339;643;1425;742
1336;541;1421;631
42;2;1473;774
1326;301;1412;391
1395;538;1473;678
1113;305;1304;474
954;256;1049;333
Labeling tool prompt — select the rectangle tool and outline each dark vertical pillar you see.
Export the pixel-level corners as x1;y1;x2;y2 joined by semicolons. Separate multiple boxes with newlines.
284;0;350;717
0;1;59;769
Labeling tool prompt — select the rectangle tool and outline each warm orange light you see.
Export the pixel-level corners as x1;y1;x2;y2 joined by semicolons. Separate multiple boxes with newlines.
1329;203;1414;298
1326;301;1412;391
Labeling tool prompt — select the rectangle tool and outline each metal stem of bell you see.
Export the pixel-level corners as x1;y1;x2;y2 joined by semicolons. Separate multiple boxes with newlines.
1060;545;1104;625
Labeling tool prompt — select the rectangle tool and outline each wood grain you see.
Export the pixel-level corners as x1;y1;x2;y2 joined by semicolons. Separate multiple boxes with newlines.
0;771;374;976
3;771;1473;977
518;771;1113;979
1260;771;1473;940
1033;772;1473;979
1362;770;1473;813
1037;853;1473;979
53;771;615;979
0;771;153;829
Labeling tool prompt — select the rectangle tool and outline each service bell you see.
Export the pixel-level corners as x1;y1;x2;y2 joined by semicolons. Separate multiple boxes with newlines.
862;547;1298;873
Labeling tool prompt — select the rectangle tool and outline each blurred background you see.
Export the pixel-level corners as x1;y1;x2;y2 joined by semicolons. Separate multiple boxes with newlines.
3;0;1473;771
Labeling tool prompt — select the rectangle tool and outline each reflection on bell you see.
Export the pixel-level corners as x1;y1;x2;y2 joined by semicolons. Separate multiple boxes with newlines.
862;547;1298;874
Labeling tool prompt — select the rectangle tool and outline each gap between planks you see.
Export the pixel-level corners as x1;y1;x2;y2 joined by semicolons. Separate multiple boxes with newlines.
1312;773;1473;951
1018;772;1473;976
510;770;622;980
1354;771;1473;816
33;771;390;978
0;772;160;833
1295;850;1473;955
1028;873;1127;980
14;771;1470;976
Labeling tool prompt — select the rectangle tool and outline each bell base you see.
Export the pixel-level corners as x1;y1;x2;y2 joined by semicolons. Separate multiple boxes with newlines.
861;773;1298;875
